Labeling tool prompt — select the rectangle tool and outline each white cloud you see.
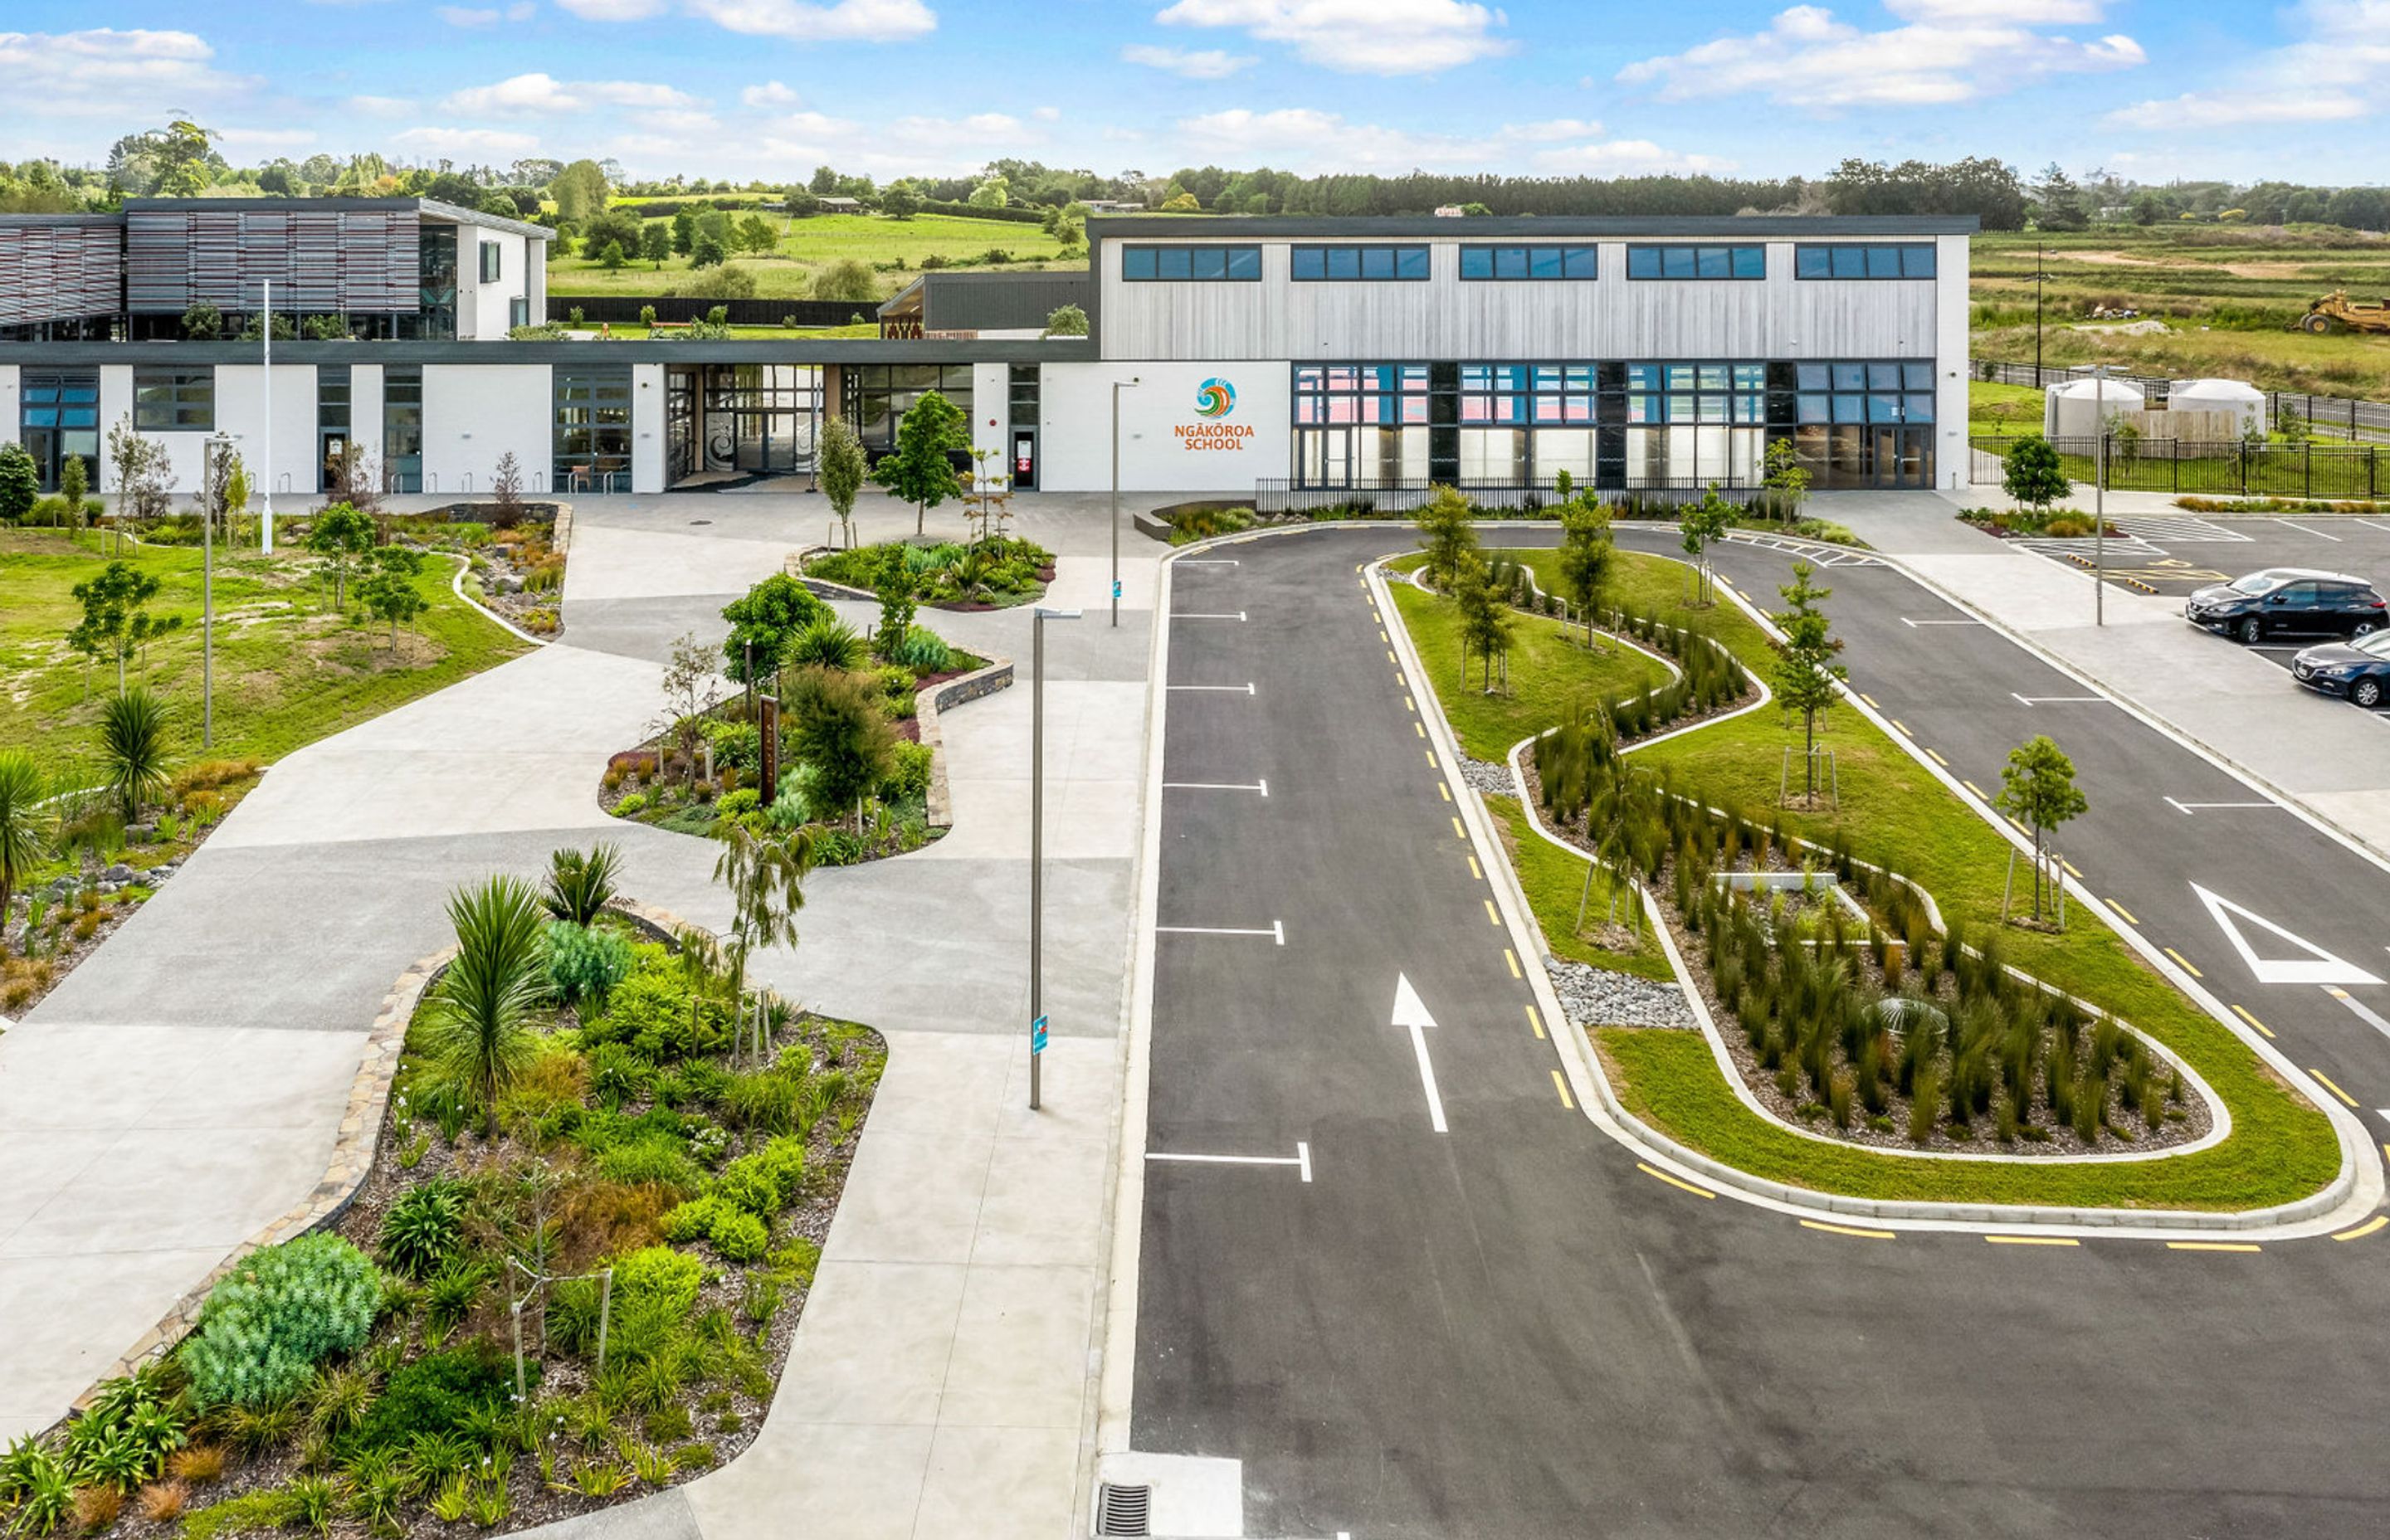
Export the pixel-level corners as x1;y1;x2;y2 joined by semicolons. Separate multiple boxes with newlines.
0;27;251;113
441;71;698;114
1173;106;1729;174
439;1;535;24
1121;43;1256;78
1033;105;1061;121
391;125;544;156
347;94;414;115
754;105;1039;177
2106;0;2390;129
681;0;934;40
554;0;666;16
1615;3;2144;109
637;109;723;135
1154;0;1510;74
741;80;798;106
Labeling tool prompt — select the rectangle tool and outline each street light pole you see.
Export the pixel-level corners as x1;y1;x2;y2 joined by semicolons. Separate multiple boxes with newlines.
261;279;275;555
1028;604;1082;1110
202;435;232;748
1110;377;1139;628
2093;364;2108;627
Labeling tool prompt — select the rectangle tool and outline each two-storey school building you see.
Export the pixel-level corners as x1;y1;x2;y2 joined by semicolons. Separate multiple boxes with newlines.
0;207;1973;500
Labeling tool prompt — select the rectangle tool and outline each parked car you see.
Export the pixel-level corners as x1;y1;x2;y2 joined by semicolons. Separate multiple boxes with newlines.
2184;568;2388;644
2292;631;2390;709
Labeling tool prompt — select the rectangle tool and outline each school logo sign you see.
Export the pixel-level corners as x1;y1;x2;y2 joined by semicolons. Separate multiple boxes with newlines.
1193;378;1236;418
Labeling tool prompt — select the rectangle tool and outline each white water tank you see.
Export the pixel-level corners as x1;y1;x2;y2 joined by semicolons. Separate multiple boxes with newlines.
2164;378;2266;436
2043;377;2145;439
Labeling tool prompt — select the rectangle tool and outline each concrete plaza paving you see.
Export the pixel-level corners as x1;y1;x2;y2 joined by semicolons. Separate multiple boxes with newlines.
0;488;1167;1538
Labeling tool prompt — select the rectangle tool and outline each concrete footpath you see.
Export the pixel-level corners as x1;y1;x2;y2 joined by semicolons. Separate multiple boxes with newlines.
1822;490;2390;861
0;490;1168;1539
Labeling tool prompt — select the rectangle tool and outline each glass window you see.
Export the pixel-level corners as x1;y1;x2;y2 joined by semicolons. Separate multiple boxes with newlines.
133;370;213;431
1290;244;1431;281
1457;245;1596;280
1460;247;1494;280
1627;245;1764;280
554;367;633;491
1119;244;1261;281
1904;245;1937;278
1904;362;1934;390
1793;244;1939;280
479;240;502;283
1796;246;1831;280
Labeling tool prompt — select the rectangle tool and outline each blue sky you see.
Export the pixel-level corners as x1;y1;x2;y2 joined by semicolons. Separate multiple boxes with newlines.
0;0;2380;186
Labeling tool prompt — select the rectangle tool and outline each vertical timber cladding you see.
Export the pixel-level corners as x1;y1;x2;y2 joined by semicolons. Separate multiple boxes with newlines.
125;207;417;314
0;220;124;325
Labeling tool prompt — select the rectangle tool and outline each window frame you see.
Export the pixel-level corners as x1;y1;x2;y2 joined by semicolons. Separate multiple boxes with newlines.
132;369;215;431
479;239;503;284
1119;244;1263;283
1624;245;1767;281
1792;243;1938;280
1457;245;1598;281
1289;244;1432;283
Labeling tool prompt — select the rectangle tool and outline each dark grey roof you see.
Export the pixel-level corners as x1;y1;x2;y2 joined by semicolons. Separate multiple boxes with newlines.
0;337;1087;366
124;197;554;242
1086;214;1979;240
880;270;1093;332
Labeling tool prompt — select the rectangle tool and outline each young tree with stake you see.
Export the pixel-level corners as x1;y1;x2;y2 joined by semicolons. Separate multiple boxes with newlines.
817;415;867;548
1679;485;1734;607
1414;484;1478;590
1995;734;2086;925
870;389;967;537
1556;503;1614;647
306;503;377;609
1770;560;1847;803
2002;435;2069;517
1452;553;1512;693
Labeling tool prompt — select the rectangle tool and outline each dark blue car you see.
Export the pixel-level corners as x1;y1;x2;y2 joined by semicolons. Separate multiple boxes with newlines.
2186;568;2387;645
2293;631;2390;709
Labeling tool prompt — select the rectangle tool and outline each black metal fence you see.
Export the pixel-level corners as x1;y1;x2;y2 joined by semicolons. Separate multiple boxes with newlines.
545;295;876;327
1968;435;2388;500
1970;359;2390;442
1251;477;1771;517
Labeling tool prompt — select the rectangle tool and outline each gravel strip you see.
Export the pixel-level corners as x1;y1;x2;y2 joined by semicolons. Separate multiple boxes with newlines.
1549;958;1700;1030
1458;756;1516;797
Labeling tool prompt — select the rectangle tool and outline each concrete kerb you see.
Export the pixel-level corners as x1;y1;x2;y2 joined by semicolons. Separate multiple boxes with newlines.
914;657;1016;830
443;499;576;648
1369;553;2369;1239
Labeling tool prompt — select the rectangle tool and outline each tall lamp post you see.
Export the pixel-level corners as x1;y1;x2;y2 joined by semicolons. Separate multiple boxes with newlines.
1110;377;1139;627
260;279;276;554
1028;604;1082;1110
202;431;241;748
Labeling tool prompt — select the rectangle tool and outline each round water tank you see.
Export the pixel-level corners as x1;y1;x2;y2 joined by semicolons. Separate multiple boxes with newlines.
2164;378;2265;436
2042;377;2146;439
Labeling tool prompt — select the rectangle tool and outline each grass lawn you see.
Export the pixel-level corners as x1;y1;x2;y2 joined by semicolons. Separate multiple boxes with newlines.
1387;578;1669;763
548;212;1079;300
0;529;530;772
1399;545;2341;1210
556;322;882;340
1486;793;1671;981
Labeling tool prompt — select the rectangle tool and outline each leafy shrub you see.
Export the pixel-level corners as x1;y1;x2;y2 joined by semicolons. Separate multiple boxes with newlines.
343;1346;511;1457
607;1247;705;1362
704;721;761;773
377;1177;466;1279
595;1135;708;1196
718;1137;807;1215
585;1042;656;1109
179;1235;379;1408
885;626;953;672
546;920;636;1009
879;740;935;805
708;1208;768;1262
715;787;760;821
543;843;622;927
661;1196;727;1245
583;958;721;1061
612;792;649;816
787;614;864;670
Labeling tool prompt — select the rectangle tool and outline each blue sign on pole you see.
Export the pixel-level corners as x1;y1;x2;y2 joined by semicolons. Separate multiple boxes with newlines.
1032;1015;1049;1054
1112;580;1123;600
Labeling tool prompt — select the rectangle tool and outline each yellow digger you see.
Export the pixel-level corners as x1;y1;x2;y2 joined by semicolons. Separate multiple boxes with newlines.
2293;290;2390;334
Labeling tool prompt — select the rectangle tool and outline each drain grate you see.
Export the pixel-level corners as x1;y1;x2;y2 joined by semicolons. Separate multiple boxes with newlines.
688;519;713;525
1095;1482;1152;1537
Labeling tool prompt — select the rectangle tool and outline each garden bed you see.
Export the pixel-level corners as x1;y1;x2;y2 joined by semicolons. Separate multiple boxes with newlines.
0;860;882;1540
385;508;570;639
1958;507;2121;539
798;536;1054;612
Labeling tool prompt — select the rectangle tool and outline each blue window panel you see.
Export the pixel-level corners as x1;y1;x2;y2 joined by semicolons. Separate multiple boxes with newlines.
1832;393;1866;424
1563;246;1597;279
1666;365;1697;392
1866;363;1902;391
1627;247;1661;280
1495;247;1528;279
1460;246;1494;280
1831;246;1866;279
1661;246;1696;279
1290;246;1324;280
1122;247;1156;281
1397;246;1429;280
1866;246;1903;279
1904;244;1937;279
1325;247;1360;280
1695;364;1729;392
1906;392;1936;422
1528;246;1563;280
1903;361;1934;390
1627;363;1664;391
1295;365;1324;389
1796;246;1832;280
24;408;57;427
1731;246;1765;278
1695;247;1729;279
1832;363;1867;392
1227;246;1261;280
1797;393;1831;424
1192;246;1228;281
1158;247;1192;280
1734;393;1765;423
1868;393;1906;423
1733;364;1766;391
1796;363;1830;392
1360;246;1395;280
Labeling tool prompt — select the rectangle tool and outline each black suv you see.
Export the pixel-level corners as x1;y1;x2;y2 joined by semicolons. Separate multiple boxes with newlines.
2185;568;2388;645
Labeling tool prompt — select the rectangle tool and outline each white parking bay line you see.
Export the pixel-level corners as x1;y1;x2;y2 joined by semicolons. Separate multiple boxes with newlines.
1146;1143;1313;1182
1157;920;1285;945
2279;519;2342;542
1177;612;1247;621
1167;682;1256;694
2163;796;2280;815
1163;780;1269;796
1177;558;1241;566
1900;616;1983;628
2011;691;2109;705
2354;519;2390;536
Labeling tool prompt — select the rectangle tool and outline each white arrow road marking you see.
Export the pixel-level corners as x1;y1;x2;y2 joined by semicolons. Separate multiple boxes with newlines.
1393;972;1447;1134
1145;1143;1312;1182
2163;797;2278;816
2326;987;2390;1044
1157;920;1285;945
2192;883;2384;987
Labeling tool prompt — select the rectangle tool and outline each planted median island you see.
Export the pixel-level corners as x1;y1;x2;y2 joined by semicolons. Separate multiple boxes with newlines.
1389;486;2338;1211
0;841;880;1539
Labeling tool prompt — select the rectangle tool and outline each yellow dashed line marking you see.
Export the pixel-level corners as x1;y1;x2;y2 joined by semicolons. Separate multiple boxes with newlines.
1525;1004;1544;1039
1636;1162;1714;1199
1504;948;1521;978
1378;629;1388;642
2167;1241;2261;1254
1415;722;1427;739
1985;1234;2080;1247
1801;1219;1895;1240
2109;899;2139;924
1925;748;1949;768
2312;1069;2359;1108
2163;947;2202;977
1483;899;1501;927
1388;649;1398;665
1890;719;1911;736
2231;1005;2275;1040
1468;855;1483;881
1437;782;1451;802
1451;816;1466;840
1962;779;1987;799
1424;749;1436;767
1404;694;1416;713
1550;1070;1575;1109
1859;691;1879;709
2333;1215;2388;1241
2061;858;2083;879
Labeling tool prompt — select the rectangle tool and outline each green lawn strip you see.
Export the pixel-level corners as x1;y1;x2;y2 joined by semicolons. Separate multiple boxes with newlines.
0;529;529;769
1485;793;1671;981
1386;579;1668;763
547;211;1077;300
1440;547;2337;1208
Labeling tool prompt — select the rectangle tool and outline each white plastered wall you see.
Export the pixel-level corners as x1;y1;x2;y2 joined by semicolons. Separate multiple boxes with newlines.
454;225;536;341
214;365;320;498
1037;361;1290;493
0;366;18;447
1934;232;1971;490
351;364;386;487
97;366;132;488
632;362;665;494
422;363;550;496
971;361;1009;471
